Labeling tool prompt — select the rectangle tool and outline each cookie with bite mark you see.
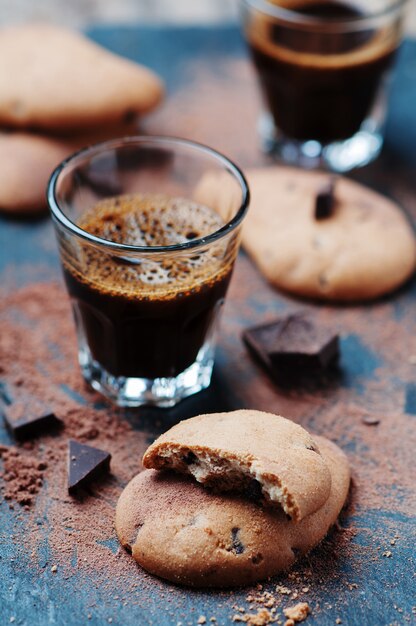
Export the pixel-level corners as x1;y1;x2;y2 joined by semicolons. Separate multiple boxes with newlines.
143;410;332;522
116;436;350;588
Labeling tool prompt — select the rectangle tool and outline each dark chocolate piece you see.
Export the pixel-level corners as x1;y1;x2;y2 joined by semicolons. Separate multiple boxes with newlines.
246;478;263;502
315;178;336;220
243;313;339;376
2;400;62;440
68;440;111;494
228;527;245;555
182;451;197;465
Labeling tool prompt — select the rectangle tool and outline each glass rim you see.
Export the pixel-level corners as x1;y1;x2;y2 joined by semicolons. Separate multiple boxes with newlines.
240;0;409;31
47;135;250;255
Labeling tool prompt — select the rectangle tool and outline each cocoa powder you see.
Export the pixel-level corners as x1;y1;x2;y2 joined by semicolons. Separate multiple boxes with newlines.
0;282;151;591
0;278;413;623
0;445;46;507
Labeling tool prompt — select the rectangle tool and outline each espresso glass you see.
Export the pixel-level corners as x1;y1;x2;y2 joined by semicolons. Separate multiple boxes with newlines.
240;0;408;171
48;136;249;408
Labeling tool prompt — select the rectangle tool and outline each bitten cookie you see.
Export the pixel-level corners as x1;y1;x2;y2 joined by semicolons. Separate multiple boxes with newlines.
0;23;164;131
241;167;416;301
143;410;332;521
116;436;350;588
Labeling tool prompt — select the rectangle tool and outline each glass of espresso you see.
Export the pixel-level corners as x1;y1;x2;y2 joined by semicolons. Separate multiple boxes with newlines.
48;136;249;407
240;0;408;171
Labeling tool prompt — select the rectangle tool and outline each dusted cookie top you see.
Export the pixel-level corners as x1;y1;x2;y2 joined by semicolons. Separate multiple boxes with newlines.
0;23;163;131
143;409;332;521
241;166;416;301
117;436;350;588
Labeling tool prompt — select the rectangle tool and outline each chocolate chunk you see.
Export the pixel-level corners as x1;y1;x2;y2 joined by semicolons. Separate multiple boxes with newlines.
251;553;264;565
243;313;339;378
2;399;62;440
315;178;336;220
229;527;245;555
246;478;263;502
68;440;111;494
182;451;197;465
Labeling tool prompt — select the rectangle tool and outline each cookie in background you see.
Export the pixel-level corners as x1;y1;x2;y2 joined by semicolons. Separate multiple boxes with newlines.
0;23;164;215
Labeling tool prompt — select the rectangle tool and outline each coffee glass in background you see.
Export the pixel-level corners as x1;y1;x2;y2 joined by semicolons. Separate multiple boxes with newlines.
48;136;249;408
240;0;409;171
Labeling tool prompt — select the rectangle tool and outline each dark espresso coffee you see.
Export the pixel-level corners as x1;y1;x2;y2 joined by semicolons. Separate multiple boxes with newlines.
248;1;397;143
63;194;233;379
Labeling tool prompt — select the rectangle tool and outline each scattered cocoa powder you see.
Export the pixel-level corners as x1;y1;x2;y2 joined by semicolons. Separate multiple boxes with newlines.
0;282;150;590
0;444;46;506
0;276;414;623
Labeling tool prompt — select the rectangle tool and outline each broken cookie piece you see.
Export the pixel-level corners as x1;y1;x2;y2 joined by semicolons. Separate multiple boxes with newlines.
142;410;332;522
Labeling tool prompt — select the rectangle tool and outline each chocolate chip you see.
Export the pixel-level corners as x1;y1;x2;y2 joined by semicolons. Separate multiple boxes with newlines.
67;440;111;494
2;399;62;440
315;178;336;220
229;527;245;555
182;451;197;465
243;313;339;382
251;553;264;565
246;478;263;502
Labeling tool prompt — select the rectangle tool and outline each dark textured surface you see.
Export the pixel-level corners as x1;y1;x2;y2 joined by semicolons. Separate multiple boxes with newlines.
0;26;415;626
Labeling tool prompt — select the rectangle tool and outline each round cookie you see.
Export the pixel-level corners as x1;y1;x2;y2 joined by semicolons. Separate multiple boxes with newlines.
116;436;350;588
0;132;70;214
143;410;332;522
0;23;164;132
242;166;416;301
0;126;138;214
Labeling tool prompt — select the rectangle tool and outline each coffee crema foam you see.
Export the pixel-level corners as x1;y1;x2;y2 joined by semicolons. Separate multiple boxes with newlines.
65;193;233;299
248;4;397;69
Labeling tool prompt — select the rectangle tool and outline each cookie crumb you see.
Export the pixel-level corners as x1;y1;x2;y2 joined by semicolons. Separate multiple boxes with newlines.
198;617;207;625
244;608;274;625
50;564;57;573
382;551;392;557
361;415;380;426
276;585;291;595
283;602;310;624
335;619;342;624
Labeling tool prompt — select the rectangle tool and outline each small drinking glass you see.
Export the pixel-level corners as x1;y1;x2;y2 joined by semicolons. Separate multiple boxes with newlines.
48;136;249;408
240;0;409;171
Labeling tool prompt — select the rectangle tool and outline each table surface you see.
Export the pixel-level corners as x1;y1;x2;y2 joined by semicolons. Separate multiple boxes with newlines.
0;25;415;626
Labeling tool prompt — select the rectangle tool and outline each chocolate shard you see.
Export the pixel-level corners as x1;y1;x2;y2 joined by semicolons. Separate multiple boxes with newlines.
2;400;62;440
315;178;336;220
68;439;111;494
242;313;339;377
